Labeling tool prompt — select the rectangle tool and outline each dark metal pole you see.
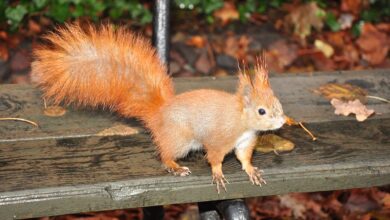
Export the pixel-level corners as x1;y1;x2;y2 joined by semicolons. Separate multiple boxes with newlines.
150;2;251;220
141;2;171;219
143;205;165;220
153;0;171;65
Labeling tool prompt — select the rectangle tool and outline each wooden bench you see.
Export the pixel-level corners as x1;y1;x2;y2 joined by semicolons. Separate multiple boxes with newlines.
0;69;389;219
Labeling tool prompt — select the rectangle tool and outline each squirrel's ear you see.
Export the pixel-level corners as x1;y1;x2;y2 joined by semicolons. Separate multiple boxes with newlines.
237;65;253;107
253;54;270;88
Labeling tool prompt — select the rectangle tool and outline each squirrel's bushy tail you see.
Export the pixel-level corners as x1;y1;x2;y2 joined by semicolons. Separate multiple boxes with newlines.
32;23;174;122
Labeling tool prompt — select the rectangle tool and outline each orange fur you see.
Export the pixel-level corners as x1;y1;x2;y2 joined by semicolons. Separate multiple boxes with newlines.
32;23;174;122
32;23;285;192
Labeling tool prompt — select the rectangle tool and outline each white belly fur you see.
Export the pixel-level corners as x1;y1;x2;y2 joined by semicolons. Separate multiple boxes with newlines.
235;130;257;151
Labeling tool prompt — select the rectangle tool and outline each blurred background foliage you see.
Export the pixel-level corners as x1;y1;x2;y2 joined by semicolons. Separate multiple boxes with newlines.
1;0;389;35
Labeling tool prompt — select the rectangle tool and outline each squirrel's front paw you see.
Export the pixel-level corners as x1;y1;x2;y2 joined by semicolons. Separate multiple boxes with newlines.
167;166;192;176
246;167;266;186
212;172;229;194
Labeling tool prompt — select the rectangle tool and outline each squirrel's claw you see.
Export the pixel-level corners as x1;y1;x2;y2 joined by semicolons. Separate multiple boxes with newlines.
247;167;266;186
167;166;192;176
212;173;229;194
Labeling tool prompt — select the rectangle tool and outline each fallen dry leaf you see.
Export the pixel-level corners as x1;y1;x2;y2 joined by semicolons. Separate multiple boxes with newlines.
44;106;67;117
315;83;367;102
338;13;354;30
326;31;350;49
0;42;9;61
213;68;228;77
185;35;206;48
285;2;325;39
224;35;251;61
311;51;335;71
330;98;375;121
6;34;22;49
341;0;366;15
376;22;390;33
382;194;390;209
264;51;284;73
341;44;360;66
267;40;298;69
213;2;239;25
0;31;7;40
356;23;389;65
10;49;31;71
255;134;295;153
314;39;334;58
195;51;213;74
279;195;306;219
280;194;328;219
345;190;380;213
28;19;42;35
171;31;186;43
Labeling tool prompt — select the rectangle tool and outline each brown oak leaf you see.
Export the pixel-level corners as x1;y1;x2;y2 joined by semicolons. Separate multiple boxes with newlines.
44;106;66;117
224;35;251;60
185;35;206;48
0;42;9;61
330;98;375;122
255;134;295;153
356;23;389;65
213;2;239;26
268;40;298;70
285;2;325;39
341;0;366;15
315;83;367;102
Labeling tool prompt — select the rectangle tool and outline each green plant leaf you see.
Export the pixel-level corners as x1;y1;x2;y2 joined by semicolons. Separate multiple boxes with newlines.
238;4;250;22
70;0;83;4
33;0;48;9
202;0;223;14
257;2;267;13
139;10;152;24
270;0;284;8
71;4;84;18
46;2;70;22
109;7;123;19
352;21;364;37
0;1;6;20
325;12;340;32
361;9;380;22
5;5;28;30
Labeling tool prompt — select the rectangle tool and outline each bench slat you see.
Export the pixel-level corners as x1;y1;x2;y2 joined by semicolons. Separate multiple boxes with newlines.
0;69;389;219
0;70;389;142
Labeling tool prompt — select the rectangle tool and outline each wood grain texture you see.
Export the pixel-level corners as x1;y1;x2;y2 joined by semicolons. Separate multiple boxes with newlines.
0;69;389;219
0;69;389;142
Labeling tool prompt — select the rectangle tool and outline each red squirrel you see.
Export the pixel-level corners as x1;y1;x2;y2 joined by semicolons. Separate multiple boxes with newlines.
31;23;286;193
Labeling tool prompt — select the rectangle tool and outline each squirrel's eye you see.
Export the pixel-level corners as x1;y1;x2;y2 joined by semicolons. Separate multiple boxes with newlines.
258;108;266;115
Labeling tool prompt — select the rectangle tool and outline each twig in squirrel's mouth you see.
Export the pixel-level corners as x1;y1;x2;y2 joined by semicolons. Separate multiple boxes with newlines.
285;116;317;141
298;122;317;141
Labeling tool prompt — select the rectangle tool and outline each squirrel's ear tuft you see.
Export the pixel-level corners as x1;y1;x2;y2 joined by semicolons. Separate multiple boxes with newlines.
237;61;254;106
254;54;270;88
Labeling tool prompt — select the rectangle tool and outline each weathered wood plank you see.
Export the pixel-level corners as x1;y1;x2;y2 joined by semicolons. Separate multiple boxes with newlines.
0;69;389;142
0;69;389;219
0;118;389;218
